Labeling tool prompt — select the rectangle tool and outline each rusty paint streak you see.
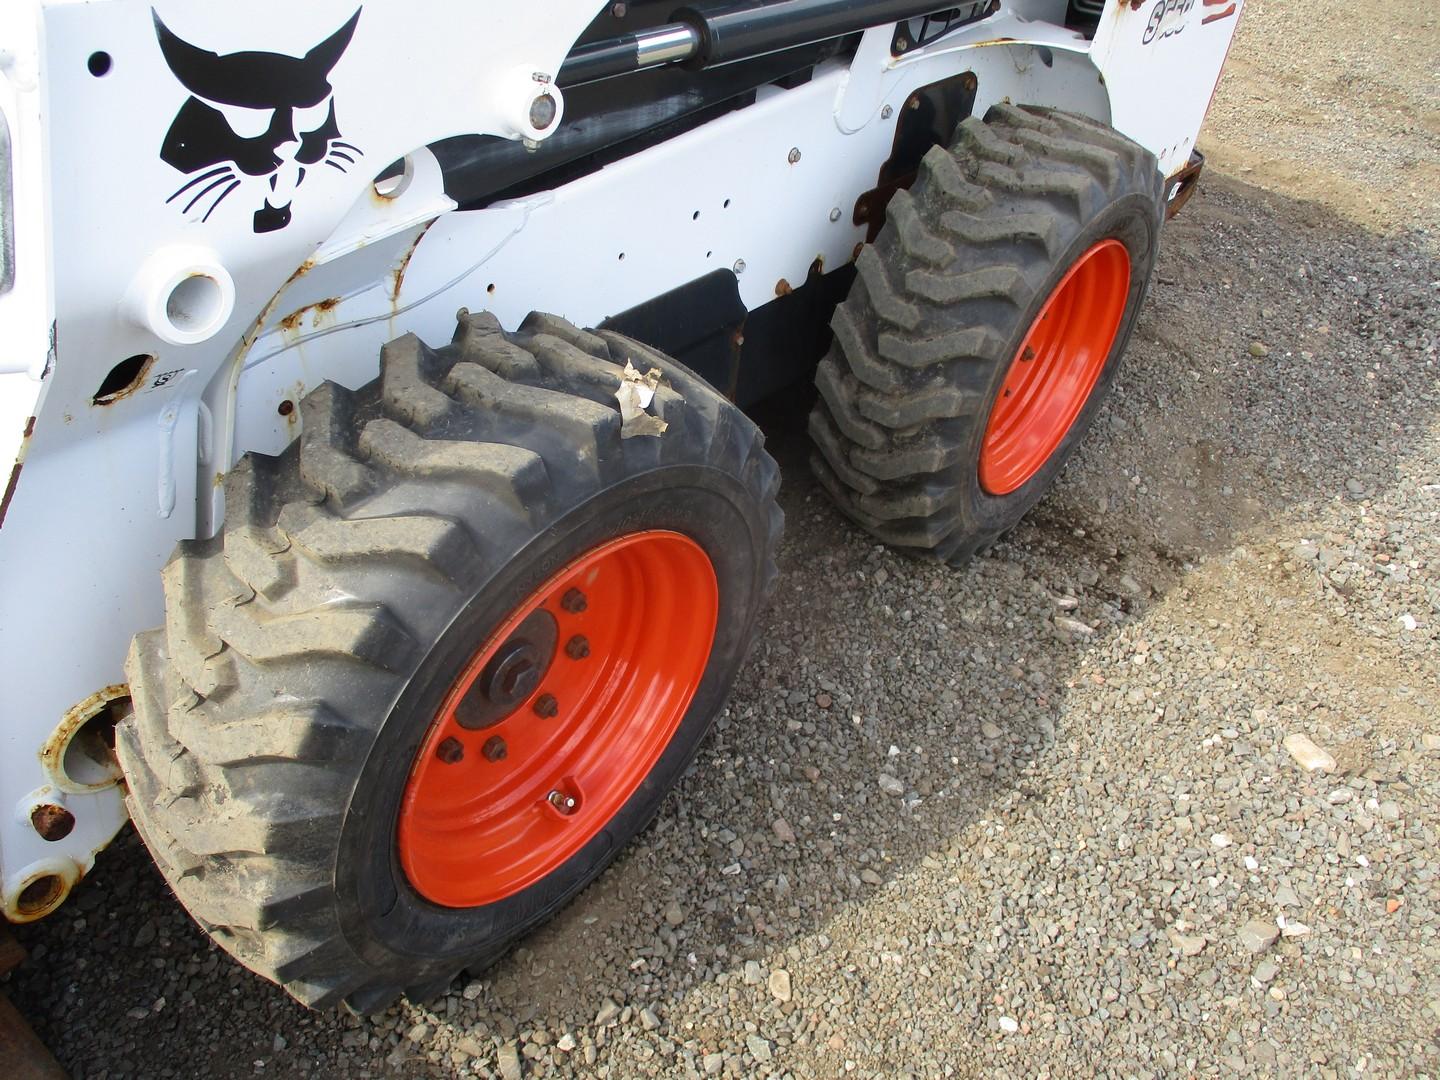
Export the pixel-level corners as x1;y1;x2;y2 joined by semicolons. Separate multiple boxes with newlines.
1165;151;1206;220
392;219;435;302
0;415;37;532
288;258;317;287
242;257;318;350
279;295;342;334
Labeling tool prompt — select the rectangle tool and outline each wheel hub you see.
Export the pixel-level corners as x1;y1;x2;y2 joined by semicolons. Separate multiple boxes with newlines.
453;610;557;729
398;530;718;908
979;237;1132;496
480;638;542;705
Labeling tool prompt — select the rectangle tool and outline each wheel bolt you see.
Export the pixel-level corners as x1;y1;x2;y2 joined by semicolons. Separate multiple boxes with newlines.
482;736;508;762
561;588;588;613
565;635;590;660
436;737;464;764
533;693;559;718
548;790;578;815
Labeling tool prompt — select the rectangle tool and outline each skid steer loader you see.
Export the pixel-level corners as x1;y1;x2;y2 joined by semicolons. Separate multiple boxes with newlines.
0;0;1242;1010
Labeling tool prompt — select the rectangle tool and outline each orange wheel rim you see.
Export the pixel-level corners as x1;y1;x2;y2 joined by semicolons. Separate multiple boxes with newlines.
398;530;718;908
979;238;1132;496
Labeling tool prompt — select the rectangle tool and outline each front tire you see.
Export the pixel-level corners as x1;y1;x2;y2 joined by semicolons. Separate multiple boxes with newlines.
809;104;1164;564
117;312;781;1011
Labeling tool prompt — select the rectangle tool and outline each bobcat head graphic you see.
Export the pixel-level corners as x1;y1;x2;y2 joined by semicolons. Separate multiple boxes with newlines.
154;9;363;233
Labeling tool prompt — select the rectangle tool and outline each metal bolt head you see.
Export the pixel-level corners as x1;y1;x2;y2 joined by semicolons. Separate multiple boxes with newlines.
787;147;801;164
548;790;578;815
482;736;508;762
561;588;588;614
732;259;746;275
436;736;464;764
565;635;590;660
533;693;559;719
881;104;894;120
829;207;842;223
611;1;628;16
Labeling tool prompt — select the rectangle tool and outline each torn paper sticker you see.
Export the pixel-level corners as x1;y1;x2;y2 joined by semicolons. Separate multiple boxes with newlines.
615;359;669;438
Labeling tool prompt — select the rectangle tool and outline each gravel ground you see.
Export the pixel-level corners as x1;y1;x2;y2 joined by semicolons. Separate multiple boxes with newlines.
9;3;1439;1078
1202;0;1439;235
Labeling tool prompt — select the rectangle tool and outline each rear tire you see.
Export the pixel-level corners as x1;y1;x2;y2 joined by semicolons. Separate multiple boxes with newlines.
116;312;781;1011
809;104;1164;564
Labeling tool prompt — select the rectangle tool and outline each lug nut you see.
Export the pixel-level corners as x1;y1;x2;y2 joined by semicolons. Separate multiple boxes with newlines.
483;736;508;762
436;737;464;764
533;693;559;718
548;790;578;815
565;635;590;660
561;588;588;613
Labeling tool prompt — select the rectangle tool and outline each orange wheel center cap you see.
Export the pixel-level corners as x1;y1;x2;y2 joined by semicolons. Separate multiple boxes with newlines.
980;238;1132;496
398;530;718;908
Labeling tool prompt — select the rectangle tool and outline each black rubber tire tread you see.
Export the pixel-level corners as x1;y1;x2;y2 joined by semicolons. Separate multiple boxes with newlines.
809;104;1163;563
116;310;781;1011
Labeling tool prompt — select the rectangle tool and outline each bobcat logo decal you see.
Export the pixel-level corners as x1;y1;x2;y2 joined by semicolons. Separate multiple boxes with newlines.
154;9;364;232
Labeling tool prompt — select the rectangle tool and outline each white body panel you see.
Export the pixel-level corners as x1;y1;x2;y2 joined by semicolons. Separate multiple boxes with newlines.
0;0;1242;918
